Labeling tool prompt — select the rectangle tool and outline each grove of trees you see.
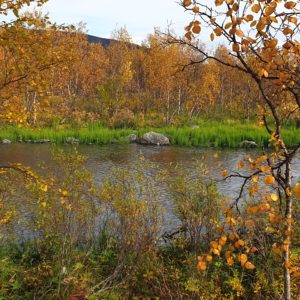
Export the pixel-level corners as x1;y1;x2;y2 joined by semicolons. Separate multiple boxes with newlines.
0;10;265;128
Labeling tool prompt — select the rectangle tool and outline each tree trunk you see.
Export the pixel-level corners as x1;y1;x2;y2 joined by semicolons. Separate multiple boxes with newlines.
32;92;37;126
283;158;292;300
178;88;181;115
166;80;170;124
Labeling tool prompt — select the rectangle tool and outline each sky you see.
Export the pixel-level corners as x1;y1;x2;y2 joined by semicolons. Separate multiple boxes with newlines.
38;0;193;44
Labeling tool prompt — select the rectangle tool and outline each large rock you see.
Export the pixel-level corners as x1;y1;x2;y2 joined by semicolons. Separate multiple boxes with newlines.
127;134;137;143
37;139;51;144
66;137;79;144
2;139;12;144
139;132;170;146
240;140;258;148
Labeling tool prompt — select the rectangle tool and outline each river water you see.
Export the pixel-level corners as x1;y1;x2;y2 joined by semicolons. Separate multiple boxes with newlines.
0;144;299;228
1;143;300;194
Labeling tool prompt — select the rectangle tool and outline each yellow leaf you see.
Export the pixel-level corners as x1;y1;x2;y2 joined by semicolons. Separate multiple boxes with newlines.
265;6;275;16
260;166;271;173
232;3;239;11
286;188;292;197
212;248;220;256
225;22;232;29
285;230;292;237
210;241;219;249
40;184;48;192
219;235;227;246
271;194;279;201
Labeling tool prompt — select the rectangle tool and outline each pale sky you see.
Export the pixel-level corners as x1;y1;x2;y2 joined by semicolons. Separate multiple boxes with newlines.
39;0;193;44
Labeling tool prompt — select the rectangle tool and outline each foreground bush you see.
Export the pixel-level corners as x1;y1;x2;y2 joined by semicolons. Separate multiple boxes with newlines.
0;150;299;299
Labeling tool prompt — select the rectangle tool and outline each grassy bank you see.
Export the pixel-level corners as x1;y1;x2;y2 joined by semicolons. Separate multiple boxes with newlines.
0;121;299;148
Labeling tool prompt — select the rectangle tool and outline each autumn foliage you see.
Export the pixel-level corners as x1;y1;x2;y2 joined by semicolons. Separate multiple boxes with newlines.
0;0;300;299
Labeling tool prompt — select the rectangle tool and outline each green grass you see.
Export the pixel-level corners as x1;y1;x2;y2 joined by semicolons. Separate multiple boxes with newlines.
0;121;299;148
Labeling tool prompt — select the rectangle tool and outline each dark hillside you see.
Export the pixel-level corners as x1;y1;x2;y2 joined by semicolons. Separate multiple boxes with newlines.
86;34;115;47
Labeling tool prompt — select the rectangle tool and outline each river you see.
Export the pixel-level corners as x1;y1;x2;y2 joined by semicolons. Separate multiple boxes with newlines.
0;143;299;229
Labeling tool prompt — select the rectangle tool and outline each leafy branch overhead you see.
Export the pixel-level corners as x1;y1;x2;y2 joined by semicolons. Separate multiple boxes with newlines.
176;1;300;299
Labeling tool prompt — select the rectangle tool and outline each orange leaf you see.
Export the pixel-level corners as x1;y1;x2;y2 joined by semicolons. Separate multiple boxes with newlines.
232;43;240;52
284;1;297;9
221;170;228;177
214;27;222;36
264;175;275;185
197;261;207;271
245;261;255;270
193;5;200;13
192;25;201;34
251;4;260;13
240;253;248;266
293;183;300;199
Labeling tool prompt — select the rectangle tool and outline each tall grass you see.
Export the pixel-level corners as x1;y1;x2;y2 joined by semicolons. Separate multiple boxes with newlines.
0;122;299;148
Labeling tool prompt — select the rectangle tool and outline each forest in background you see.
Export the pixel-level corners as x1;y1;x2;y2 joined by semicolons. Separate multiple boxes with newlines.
0;20;275;129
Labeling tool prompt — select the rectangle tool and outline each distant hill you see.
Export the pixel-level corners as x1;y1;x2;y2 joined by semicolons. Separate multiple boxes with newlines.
86;34;115;47
86;34;140;48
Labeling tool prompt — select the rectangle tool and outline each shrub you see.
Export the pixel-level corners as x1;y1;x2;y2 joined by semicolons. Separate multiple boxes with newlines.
108;108;135;128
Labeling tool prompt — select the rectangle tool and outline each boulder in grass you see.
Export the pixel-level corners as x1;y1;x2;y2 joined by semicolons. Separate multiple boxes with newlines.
37;139;51;144
139;132;170;146
2;139;12;144
240;140;258;148
127;134;137;143
66;137;79;144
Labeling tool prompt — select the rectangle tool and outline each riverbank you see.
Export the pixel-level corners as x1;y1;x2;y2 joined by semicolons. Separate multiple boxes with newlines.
0;121;299;148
